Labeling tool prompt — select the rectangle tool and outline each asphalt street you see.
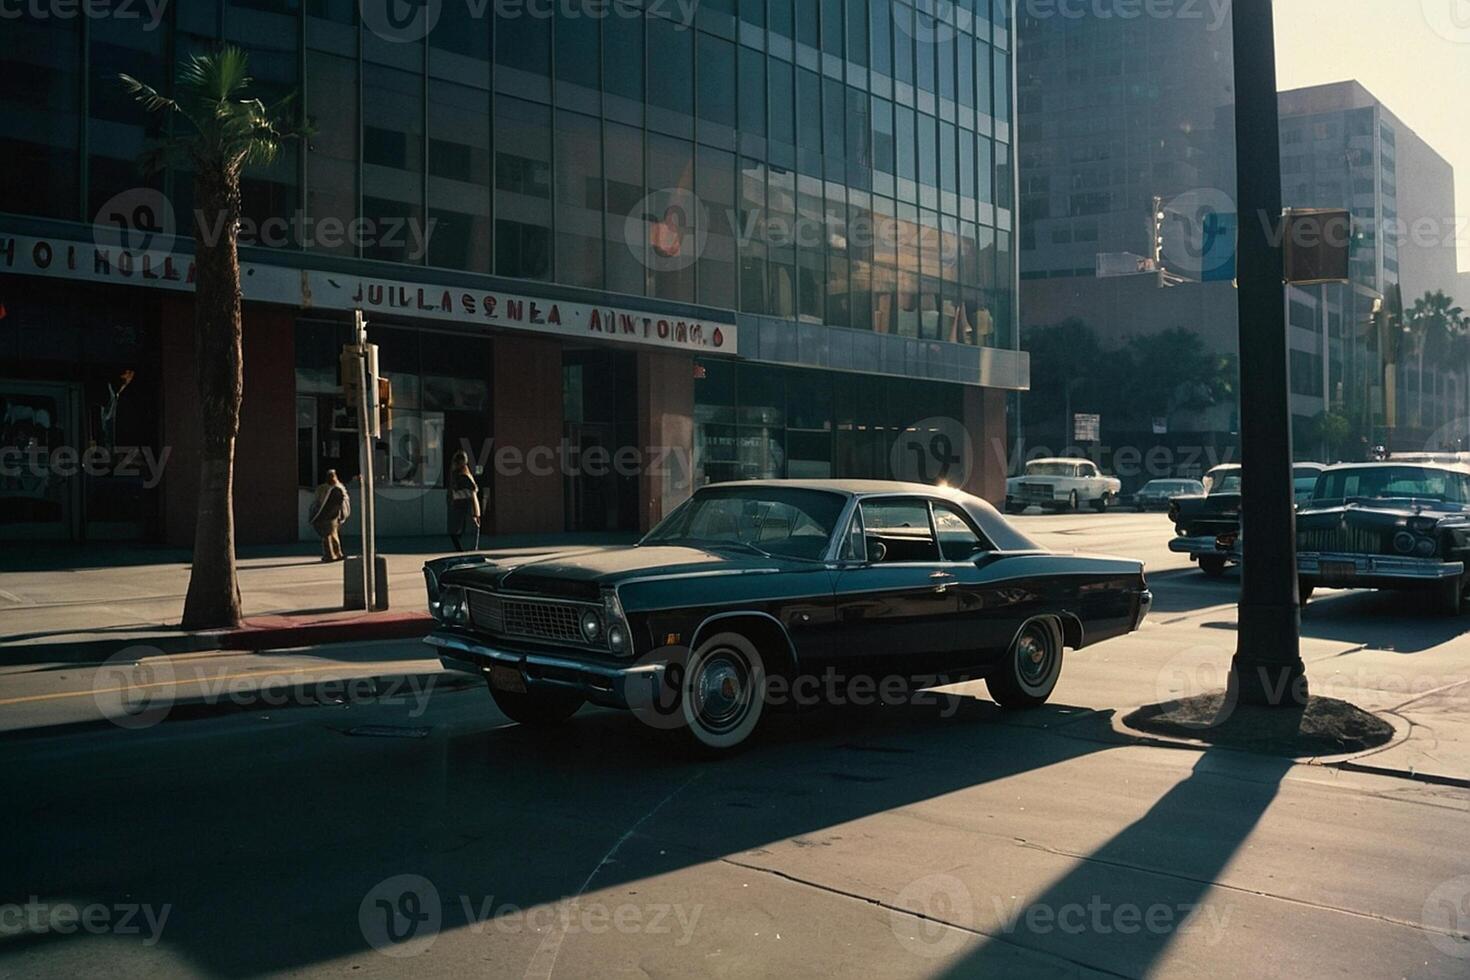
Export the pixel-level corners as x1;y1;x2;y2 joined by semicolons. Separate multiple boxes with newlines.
3;512;1469;978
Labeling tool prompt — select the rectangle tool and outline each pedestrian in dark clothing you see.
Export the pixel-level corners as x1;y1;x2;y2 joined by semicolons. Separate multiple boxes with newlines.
310;470;350;562
448;452;481;551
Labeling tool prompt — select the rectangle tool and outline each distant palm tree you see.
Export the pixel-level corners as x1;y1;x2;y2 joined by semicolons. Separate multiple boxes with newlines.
121;47;306;629
1407;290;1468;441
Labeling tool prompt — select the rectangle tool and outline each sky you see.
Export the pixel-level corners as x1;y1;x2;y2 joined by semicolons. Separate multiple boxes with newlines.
1273;0;1470;272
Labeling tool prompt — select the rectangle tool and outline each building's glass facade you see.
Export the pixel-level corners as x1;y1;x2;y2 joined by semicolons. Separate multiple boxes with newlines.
3;1;1019;350
0;2;1024;543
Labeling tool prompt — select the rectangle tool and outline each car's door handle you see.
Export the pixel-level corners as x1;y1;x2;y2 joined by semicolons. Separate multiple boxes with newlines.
930;571;957;593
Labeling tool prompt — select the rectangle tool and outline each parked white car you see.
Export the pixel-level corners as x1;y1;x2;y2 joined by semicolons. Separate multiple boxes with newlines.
1005;458;1123;513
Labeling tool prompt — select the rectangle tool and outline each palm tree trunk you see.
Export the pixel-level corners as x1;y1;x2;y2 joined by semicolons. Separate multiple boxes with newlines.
181;165;244;629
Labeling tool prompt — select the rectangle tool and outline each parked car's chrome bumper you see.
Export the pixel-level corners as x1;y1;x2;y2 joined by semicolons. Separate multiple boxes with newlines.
1169;535;1240;561
426;630;664;709
1297;552;1465;585
1135;589;1154;630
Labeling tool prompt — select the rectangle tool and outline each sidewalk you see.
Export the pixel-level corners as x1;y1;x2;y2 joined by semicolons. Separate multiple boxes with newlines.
0;533;634;664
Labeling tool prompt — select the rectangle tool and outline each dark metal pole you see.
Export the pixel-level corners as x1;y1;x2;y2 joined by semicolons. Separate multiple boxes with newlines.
1229;0;1308;706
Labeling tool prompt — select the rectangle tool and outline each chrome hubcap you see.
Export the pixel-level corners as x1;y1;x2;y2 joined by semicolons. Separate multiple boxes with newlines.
1017;630;1054;686
694;654;748;730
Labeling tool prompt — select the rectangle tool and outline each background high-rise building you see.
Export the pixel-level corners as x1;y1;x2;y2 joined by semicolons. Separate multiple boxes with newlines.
1016;10;1463;479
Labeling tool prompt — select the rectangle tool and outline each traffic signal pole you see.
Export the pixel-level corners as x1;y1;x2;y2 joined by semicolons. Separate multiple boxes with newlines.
1229;0;1307;706
353;310;383;612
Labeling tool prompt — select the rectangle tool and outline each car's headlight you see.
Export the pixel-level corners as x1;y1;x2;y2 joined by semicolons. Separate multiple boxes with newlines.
437;586;468;625
601;589;632;655
580;608;603;643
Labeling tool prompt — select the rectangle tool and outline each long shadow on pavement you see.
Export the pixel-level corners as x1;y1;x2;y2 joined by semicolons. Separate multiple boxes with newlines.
4;696;1138;976
938;750;1291;977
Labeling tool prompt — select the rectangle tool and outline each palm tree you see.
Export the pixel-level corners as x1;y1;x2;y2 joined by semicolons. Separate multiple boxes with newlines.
1407;290;1467;439
122;47;305;629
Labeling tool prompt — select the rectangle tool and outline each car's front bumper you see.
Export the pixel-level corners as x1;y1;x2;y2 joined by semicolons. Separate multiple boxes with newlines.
1169;535;1240;561
426;630;665;709
1297;551;1465;588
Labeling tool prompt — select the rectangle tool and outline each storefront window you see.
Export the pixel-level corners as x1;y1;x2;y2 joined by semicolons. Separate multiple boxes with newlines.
694;362;963;487
296;321;490;495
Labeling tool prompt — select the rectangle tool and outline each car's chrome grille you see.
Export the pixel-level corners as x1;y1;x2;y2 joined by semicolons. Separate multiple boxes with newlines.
1298;525;1388;556
467;591;587;645
1021;483;1053;500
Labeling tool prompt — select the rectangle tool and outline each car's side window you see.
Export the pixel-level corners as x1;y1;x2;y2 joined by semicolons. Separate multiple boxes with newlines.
932;503;990;561
860;499;941;564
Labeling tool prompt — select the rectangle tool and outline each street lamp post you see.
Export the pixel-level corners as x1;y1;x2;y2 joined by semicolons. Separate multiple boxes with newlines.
1229;0;1308;706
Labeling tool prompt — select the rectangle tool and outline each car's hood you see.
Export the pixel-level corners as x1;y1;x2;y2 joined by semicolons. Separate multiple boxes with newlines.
435;545;793;598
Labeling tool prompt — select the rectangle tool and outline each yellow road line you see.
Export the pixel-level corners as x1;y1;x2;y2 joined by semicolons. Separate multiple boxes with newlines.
0;664;387;707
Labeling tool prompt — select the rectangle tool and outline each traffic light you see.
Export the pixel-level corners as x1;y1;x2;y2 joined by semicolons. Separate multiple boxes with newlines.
340;346;361;407
377;377;393;432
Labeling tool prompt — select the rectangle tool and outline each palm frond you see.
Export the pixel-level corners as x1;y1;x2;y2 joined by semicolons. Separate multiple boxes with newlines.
119;73;178;115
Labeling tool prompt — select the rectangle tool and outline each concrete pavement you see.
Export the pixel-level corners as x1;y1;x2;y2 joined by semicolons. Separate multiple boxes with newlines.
3;635;1467;977
0;532;633;662
4;512;1470;975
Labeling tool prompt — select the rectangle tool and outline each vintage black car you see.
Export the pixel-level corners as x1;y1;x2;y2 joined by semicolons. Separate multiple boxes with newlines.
423;481;1152;752
1168;465;1244;576
1297;462;1470;614
1168;463;1325;576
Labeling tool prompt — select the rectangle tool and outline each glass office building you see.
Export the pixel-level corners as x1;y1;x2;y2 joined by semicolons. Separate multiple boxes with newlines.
0;1;1026;544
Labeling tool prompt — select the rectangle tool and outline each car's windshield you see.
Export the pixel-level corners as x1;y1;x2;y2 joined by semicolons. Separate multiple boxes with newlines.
642;487;847;560
1312;467;1470;505
1026;462;1077;477
1208;471;1242;494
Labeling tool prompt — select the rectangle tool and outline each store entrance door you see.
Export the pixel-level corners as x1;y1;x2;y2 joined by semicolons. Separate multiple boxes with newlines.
563;350;638;533
1;380;83;541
